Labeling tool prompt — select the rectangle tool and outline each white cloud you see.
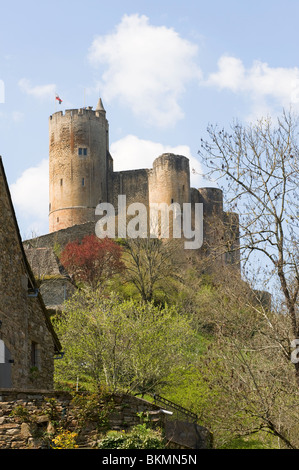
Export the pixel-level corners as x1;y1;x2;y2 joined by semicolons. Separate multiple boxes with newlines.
206;55;299;118
207;56;246;92
10;159;49;237
18;78;56;101
88;14;201;127
110;134;206;187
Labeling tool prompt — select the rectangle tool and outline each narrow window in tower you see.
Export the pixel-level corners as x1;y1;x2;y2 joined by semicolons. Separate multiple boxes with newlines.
171;198;174;203
78;147;88;156
82;178;85;186
60;178;63;186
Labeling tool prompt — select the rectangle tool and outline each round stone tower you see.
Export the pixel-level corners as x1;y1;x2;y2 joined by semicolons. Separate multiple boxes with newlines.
148;153;190;238
197;187;223;217
49;99;109;233
149;153;190;206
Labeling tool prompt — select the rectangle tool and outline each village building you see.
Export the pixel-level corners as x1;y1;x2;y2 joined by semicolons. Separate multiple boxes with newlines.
0;157;61;390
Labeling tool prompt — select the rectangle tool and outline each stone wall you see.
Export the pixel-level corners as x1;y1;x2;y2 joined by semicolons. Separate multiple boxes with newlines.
24;222;96;252
0;389;71;449
109;169;149;211
0;390;212;449
165;420;213;450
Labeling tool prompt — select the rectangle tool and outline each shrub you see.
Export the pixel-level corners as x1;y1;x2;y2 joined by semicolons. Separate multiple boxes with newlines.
51;428;78;449
98;424;165;449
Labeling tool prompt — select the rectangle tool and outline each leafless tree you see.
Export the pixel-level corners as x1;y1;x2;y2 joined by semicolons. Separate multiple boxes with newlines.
123;237;184;302
198;109;299;385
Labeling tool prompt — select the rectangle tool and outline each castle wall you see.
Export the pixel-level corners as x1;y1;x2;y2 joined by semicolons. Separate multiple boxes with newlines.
24;222;96;251
197;187;223;217
49;107;109;233
108;169;149;211
193;187;240;271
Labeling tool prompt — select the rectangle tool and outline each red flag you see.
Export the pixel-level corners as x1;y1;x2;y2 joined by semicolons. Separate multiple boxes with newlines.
56;94;62;104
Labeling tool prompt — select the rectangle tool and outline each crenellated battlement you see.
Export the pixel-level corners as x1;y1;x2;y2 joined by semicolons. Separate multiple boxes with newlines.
50;106;106;121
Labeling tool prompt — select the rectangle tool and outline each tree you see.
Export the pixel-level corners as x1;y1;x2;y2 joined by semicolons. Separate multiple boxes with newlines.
163;271;299;448
60;235;125;289
122;237;184;302
198;109;299;385
196;274;299;449
53;288;195;394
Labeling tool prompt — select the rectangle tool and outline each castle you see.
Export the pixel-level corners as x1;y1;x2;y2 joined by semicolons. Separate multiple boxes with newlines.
49;98;194;234
48;99;240;265
22;100;241;311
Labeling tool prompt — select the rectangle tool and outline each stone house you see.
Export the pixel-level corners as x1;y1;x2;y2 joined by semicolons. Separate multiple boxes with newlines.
0;157;61;390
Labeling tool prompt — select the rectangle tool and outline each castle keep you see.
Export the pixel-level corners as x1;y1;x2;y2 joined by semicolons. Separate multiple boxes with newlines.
48;99;240;268
49;99;110;232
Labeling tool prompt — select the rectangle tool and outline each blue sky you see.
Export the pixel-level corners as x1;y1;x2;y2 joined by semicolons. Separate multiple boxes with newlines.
1;0;299;238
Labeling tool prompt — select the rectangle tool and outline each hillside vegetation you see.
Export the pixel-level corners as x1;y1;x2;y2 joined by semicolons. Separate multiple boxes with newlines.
52;111;299;449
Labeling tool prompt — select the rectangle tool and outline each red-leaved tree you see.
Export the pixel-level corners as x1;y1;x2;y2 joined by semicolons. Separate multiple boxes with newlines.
60;235;125;288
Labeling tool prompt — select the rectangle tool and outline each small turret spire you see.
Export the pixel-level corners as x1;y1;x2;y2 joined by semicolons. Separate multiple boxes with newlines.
96;98;106;113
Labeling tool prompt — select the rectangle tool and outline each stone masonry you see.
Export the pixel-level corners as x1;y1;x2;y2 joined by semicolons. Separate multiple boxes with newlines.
0;390;213;449
0;157;61;390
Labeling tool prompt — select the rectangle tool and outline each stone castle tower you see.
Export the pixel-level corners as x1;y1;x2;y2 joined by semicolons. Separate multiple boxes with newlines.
49;99;111;232
48;100;240;268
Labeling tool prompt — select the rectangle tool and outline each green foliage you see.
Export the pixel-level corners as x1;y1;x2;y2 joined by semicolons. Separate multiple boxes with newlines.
50;246;299;449
97;424;165;449
161;274;299;449
53;288;196;394
42;397;61;425
161;345;217;420
220;437;275;449
53;242;62;258
10;405;31;423
71;390;114;431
